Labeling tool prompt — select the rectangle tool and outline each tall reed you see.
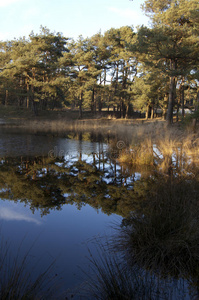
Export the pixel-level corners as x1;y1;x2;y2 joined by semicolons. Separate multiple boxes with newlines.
117;124;199;174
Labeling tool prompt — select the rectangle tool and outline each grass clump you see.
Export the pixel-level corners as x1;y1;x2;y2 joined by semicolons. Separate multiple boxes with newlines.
116;123;199;174
117;175;199;279
0;235;60;300
118;139;154;166
85;240;192;300
85;245;168;300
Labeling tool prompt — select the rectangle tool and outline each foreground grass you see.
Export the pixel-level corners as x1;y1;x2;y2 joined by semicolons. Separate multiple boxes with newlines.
84;171;199;299
85;241;193;300
0;235;61;300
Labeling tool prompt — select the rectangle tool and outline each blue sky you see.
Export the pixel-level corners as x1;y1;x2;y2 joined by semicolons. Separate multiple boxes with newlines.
0;0;149;41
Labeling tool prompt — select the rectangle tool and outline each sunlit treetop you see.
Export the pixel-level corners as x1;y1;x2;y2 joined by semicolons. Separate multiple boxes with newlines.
141;0;199;26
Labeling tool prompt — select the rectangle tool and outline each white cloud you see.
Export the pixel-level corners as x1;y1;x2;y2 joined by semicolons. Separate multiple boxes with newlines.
0;207;41;225
0;0;23;7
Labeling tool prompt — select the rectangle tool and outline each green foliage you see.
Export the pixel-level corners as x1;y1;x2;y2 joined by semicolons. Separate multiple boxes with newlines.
0;27;68;112
0;2;198;120
136;0;199;123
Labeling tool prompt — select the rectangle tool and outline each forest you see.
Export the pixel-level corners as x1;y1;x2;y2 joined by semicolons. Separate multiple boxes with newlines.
0;0;198;124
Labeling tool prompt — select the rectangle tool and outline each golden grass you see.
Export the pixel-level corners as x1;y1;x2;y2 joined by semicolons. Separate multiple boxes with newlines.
118;139;154;166
117;123;199;173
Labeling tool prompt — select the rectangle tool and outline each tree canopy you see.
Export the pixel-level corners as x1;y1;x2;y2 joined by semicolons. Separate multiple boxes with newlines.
0;1;198;122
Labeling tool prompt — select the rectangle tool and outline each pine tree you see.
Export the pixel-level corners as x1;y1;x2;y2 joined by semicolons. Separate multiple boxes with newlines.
0;27;68;114
136;0;199;124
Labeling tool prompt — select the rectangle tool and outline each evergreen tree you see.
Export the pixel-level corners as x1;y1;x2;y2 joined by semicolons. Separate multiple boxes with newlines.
0;27;68;113
136;0;199;124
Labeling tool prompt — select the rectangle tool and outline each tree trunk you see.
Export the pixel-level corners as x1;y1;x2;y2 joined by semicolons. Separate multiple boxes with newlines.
122;102;126;118
79;92;83;119
26;84;30;108
5;90;8;106
192;88;199;131
176;100;180;122
98;91;102;114
30;85;38;116
91;87;95;114
146;104;151;119
151;104;154;119
166;60;176;125
181;78;185;118
125;104;129;119
167;76;175;124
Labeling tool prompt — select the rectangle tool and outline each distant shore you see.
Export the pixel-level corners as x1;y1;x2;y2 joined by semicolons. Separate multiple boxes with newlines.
0;105;166;135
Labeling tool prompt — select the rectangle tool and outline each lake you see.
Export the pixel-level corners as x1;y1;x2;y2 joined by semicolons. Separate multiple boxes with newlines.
0;129;199;299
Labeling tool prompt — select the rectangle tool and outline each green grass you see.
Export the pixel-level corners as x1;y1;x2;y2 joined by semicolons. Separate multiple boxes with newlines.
0;105;79;121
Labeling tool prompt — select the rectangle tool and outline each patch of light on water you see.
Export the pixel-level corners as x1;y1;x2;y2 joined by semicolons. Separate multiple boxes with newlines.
103;177;114;184
125;173;140;186
55;162;63;167
0;188;9;193
63;193;71;198
153;145;163;160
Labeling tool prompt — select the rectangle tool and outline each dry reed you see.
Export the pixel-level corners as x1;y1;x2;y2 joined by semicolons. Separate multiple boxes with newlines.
117;123;199;174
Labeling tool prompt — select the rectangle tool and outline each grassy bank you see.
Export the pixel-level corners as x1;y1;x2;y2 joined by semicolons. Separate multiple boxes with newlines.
0;105;165;137
0;105;81;122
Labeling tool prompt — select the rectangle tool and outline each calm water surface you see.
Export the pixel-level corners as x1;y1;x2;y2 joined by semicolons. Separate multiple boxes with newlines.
0;130;199;299
0;131;122;298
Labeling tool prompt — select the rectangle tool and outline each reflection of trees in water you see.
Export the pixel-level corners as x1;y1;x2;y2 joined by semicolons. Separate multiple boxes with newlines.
0;153;137;217
0;157;66;216
1;151;199;297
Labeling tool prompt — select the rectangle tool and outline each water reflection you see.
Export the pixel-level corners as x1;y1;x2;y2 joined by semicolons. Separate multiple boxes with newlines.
0;207;41;225
0;134;199;298
0;130;111;157
0;153;135;217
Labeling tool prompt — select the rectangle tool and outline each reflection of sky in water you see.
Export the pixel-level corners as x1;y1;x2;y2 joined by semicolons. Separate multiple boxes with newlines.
0;137;119;291
0;199;120;295
0;206;41;225
0;133;197;298
0;133;120;296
